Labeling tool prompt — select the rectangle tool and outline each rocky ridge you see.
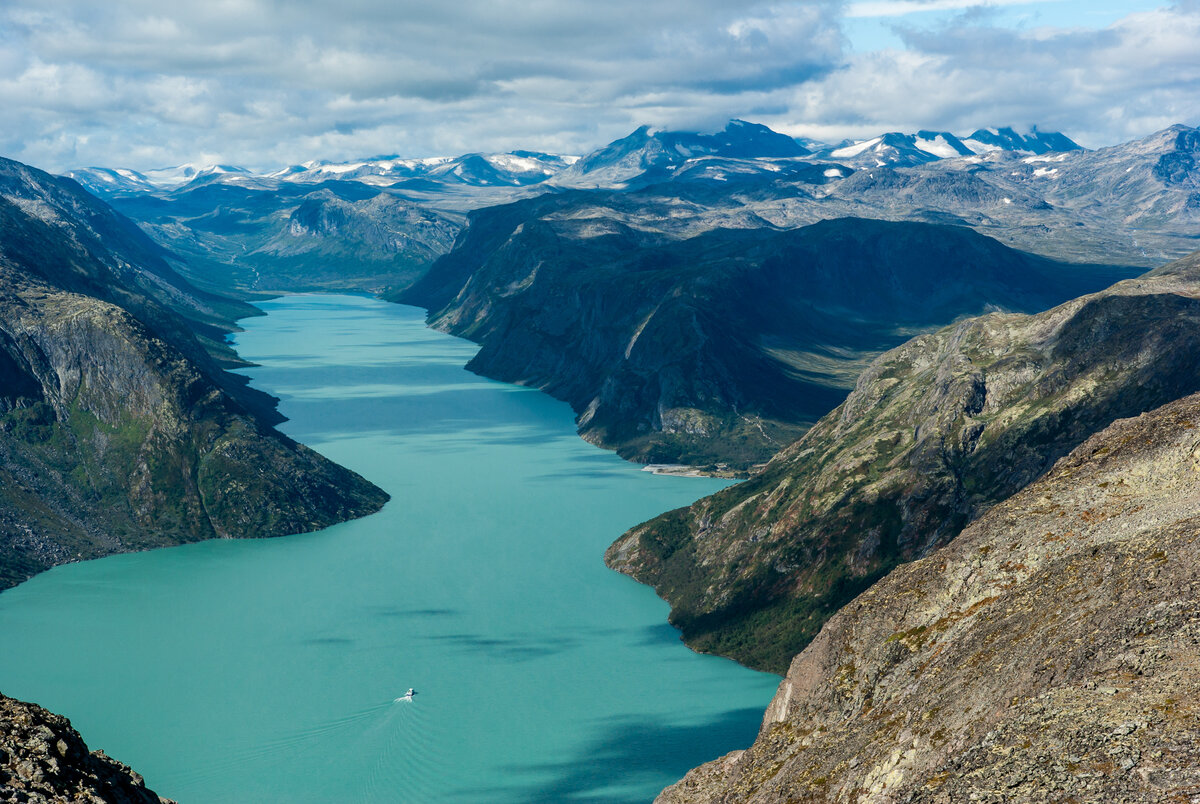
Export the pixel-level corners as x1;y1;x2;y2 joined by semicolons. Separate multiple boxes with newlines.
658;386;1200;802
1;692;171;803
609;250;1200;672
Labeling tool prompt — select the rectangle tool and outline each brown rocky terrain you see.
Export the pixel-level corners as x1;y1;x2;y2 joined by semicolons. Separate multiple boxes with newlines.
658;387;1200;802
610;250;1200;672
1;692;171;803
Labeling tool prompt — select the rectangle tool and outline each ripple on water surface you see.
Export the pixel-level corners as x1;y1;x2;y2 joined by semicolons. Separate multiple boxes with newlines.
0;294;780;803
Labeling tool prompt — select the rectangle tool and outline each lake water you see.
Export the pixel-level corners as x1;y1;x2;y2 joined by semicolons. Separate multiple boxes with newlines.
0;294;779;803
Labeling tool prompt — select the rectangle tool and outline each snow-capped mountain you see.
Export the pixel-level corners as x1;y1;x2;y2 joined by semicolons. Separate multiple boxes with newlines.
548;121;1083;186
551;120;811;188
66;163;257;194
66;121;1086;200
70;152;578;196
813;127;1082;168
961;127;1082;155
270;151;577;188
63;166;158;194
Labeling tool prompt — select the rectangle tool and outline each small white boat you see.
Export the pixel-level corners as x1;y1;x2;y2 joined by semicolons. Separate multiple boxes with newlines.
395;688;417;702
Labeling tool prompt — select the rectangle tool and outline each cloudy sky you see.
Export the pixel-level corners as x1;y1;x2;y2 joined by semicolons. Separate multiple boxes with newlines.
2;0;1197;172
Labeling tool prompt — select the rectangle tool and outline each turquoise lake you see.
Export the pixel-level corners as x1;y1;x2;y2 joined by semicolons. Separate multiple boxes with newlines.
0;294;779;802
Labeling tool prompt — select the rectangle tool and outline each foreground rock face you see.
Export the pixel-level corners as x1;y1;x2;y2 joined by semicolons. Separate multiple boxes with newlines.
610;250;1200;672
0;156;389;590
1;692;172;803
659;389;1200;802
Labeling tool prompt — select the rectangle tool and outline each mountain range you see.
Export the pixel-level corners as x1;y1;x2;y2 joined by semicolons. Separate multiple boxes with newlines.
65;122;1078;196
66;151;577;197
61;121;1200;308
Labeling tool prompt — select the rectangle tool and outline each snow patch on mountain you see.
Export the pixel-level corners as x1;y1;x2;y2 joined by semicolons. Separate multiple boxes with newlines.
831;137;882;158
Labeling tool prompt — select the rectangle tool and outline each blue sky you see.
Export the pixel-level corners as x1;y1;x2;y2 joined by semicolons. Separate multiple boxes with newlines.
843;0;1168;51
0;0;1196;171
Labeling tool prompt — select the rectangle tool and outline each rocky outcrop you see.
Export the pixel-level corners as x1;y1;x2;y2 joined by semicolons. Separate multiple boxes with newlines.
0;156;388;590
657;387;1200;802
402;203;1131;467
609;250;1200;672
1;692;171;803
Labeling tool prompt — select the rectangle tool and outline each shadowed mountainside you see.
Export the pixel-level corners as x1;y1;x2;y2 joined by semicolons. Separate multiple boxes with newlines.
400;197;1134;467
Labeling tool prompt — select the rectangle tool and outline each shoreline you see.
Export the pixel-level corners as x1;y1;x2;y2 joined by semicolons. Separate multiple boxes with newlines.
642;463;752;479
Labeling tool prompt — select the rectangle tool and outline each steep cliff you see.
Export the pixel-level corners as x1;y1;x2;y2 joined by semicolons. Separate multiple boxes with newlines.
1;692;172;803
609;251;1200;672
658;387;1200;802
402;198;1131;466
0;157;388;590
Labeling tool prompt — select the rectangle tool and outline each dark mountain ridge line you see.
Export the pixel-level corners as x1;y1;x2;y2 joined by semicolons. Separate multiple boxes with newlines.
0;155;389;592
398;197;1136;469
607;249;1200;673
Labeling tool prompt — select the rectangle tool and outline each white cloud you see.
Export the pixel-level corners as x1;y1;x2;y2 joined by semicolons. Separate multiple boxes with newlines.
845;0;1060;18
844;0;1060;17
0;1;1196;171
770;5;1200;148
0;0;845;170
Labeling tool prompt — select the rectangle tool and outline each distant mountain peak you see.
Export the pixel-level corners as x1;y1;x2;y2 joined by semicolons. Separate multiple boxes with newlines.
962;126;1082;155
555;119;810;188
818;125;1082;168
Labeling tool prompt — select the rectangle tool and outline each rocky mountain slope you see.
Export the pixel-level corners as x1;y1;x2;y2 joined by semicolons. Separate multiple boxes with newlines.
1;159;267;373
401;193;1132;466
101;181;461;296
658;385;1200;803
0;156;388;590
609;250;1200;672
1;691;172;803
